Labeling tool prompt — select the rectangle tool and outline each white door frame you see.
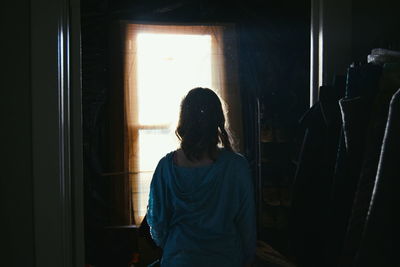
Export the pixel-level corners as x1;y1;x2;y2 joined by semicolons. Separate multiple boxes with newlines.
310;0;352;106
31;0;84;266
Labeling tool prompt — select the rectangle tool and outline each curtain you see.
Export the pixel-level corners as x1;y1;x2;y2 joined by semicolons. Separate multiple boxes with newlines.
118;22;243;225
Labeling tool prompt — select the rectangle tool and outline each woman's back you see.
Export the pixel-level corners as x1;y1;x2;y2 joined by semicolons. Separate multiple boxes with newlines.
147;149;256;267
146;87;256;266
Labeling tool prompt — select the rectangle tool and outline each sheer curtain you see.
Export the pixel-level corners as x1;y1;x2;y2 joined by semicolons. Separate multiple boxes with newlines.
120;22;243;225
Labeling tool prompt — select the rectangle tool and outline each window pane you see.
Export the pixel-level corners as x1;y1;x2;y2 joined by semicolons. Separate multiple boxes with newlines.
132;32;214;224
137;33;212;125
131;172;153;223
133;128;179;222
138;128;178;171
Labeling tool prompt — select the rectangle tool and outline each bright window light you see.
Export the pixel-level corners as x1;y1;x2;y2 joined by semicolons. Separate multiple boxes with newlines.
137;33;212;125
134;33;212;222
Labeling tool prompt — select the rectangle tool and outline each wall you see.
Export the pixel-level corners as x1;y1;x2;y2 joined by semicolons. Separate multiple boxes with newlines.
311;0;400;102
352;0;400;63
0;1;35;266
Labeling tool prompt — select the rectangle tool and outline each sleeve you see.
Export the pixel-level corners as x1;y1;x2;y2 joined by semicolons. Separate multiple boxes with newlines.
234;158;257;265
146;158;171;248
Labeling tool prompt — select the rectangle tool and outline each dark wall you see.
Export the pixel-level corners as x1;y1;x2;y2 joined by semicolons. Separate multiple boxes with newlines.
352;0;400;63
1;1;35;266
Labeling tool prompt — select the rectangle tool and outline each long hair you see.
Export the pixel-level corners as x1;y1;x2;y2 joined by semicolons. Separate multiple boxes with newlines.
175;87;233;161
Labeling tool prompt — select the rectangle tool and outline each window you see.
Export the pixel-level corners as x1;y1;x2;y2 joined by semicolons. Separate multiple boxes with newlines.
119;23;243;225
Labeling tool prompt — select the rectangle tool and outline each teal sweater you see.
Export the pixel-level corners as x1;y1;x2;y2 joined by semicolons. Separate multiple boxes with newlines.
147;149;256;266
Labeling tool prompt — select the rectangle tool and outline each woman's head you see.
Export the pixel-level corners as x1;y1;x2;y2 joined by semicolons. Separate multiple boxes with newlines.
175;87;233;161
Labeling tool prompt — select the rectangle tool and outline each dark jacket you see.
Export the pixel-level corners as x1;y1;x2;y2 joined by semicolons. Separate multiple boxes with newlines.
355;88;400;267
340;64;400;266
326;64;382;266
289;93;341;267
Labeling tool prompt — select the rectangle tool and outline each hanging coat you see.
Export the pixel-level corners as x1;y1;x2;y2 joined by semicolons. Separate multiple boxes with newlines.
354;88;400;267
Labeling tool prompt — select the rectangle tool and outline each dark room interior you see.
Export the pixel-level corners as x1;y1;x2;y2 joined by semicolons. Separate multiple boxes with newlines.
2;0;399;266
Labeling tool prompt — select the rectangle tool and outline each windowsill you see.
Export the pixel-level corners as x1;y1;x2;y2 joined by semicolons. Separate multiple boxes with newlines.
104;224;140;229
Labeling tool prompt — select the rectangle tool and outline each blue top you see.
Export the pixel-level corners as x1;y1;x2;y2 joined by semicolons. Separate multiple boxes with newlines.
147;149;256;267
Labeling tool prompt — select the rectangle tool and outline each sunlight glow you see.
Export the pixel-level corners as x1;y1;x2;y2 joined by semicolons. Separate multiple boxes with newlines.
134;32;213;222
137;33;212;126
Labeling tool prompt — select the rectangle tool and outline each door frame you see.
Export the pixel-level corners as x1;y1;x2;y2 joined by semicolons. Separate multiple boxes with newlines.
31;0;84;266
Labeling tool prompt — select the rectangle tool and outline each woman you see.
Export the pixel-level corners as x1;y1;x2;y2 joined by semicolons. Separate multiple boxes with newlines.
147;87;256;266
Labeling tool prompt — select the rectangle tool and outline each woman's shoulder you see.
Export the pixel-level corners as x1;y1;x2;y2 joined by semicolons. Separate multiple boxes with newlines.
156;149;249;168
221;149;249;166
154;151;175;168
221;150;252;184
